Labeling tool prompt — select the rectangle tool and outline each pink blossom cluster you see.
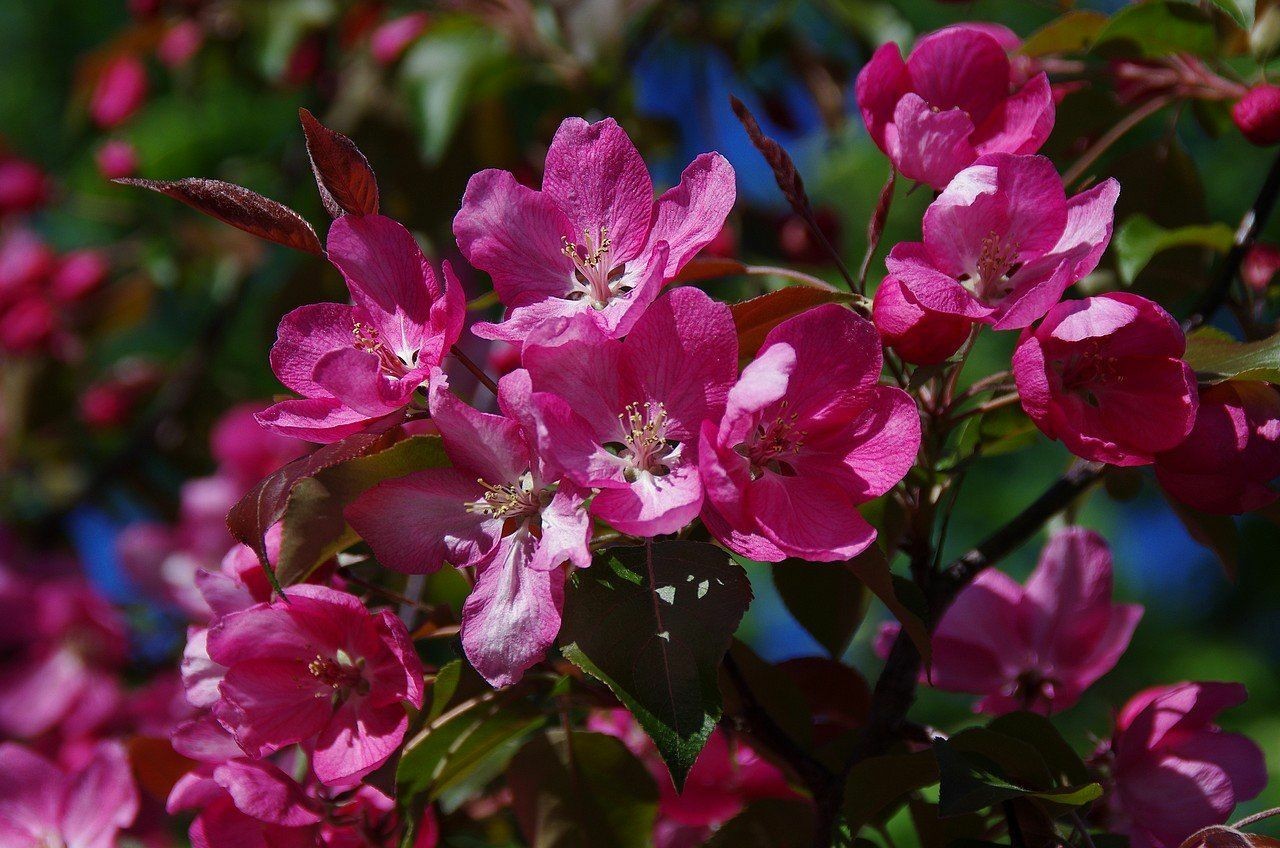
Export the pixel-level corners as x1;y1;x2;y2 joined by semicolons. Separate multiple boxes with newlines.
0;224;109;358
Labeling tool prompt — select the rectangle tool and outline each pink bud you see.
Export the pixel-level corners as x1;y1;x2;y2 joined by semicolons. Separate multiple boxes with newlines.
51;250;108;302
872;275;972;366
157;20;204;69
80;381;133;429
1243;241;1280;294
1233;84;1280;145
94;139;138;181
90;56;149;129
370;13;429;65
0;296;55;353
0;157;48;215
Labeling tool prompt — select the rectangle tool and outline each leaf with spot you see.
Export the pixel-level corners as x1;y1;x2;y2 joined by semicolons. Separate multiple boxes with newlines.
558;541;753;789
298;107;379;217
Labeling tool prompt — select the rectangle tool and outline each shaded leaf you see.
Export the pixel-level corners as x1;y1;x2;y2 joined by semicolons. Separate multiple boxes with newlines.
772;558;869;658
843;749;939;834
1092;1;1219;58
507;730;658;848
116;177;323;255
703;799;816;848
674;255;748;283
1113;214;1233;284
1020;11;1110;56
227;430;395;590
935;731;1102;817
846;544;931;665
299;107;379;217
986;712;1091;787
1164;492;1239;580
559;541;753;789
720;640;814;751
1184;327;1280;384
731;287;855;358
277;435;449;585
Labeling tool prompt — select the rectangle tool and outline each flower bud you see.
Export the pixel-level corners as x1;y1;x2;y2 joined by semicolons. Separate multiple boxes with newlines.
1233;84;1280;145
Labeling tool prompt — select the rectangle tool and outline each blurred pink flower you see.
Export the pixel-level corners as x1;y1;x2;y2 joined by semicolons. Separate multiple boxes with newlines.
855;25;1055;189
157;19;204;69
348;369;591;687
1013;292;1197;466
886;153;1119;329
1234;84;1280;146
52;250;109;302
370;12;429;64
0;155;48;216
95;139;138;180
700;304;918;562
90;55;149;128
455;117;735;342
258;214;465;443
872;274;973;366
1242;241;1280;295
1106;682;1266;848
1155;381;1280;514
0;740;138;848
206;584;423;786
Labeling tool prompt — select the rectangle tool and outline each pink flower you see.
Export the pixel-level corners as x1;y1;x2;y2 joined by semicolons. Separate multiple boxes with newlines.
168;758;323;848
51;250;109;302
347;369;591;687
1106;682;1266;848
454;117;735;342
95;139;138;180
90;55;149;129
886;153;1119;329
205;584;424;786
522;286;738;537
1013;293;1197;466
211;402;306;488
258;214;465;443
855;26;1055;189
0;156;48;216
1155;381;1280;514
1233;84;1280;146
699;304;918;562
914;528;1141;715
1242;242;1280;294
370;12;429;64
0;741;138;848
589;709;796;848
872;274;973;365
157;19;204;69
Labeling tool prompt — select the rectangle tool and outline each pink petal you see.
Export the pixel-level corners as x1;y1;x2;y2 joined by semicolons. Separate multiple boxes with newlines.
214;760;322;826
313;347;413;417
756;304;883;418
826;385;921;501
214;658;333;757
428;369;529;483
255;396;389;444
592;460;705;537
453;168;576;307
887;242;993;321
542;117;654;264
0;743;62;841
461;531;565;688
61;742;139;848
971;73;1056;156
647;153;736;277
855;43;910;151
528;392;626;488
522;319;624;437
312;699;408;787
888;95;977;189
906;27;1009;122
527;485;592;571
1047;178;1121;282
750;473;876;562
269;302;358;397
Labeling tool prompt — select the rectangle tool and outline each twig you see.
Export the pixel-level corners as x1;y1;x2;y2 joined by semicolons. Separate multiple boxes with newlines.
1062;96;1173;187
745;264;842;292
1004;801;1029;848
858;168;896;294
1070;811;1099;848
450;344;499;396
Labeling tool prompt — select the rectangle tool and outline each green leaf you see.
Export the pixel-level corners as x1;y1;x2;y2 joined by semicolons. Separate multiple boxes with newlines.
1092;0;1219;58
986;712;1092;787
397;689;545;810
507;730;659;848
842;750;940;834
1113;215;1234;284
277;435;449;585
953;403;1038;462
846;544;931;666
935;730;1102;817
720;641;814;751
703;799;817;848
1184;326;1280;384
1020;11;1110;57
772;558;869;658
1205;0;1255;30
558;541;753;789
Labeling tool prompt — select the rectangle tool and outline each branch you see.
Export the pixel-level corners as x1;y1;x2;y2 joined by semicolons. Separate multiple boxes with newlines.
1061;95;1172;188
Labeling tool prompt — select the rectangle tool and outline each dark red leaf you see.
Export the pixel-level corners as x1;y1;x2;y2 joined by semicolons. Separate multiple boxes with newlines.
673;255;748;283
298;107;379;218
226;430;395;589
730;286;854;358
116;177;324;255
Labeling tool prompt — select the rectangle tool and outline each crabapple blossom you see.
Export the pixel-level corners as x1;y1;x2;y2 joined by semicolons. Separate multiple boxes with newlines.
0;154;48;215
1155;381;1280;514
522;286;738;537
0;740;137;848
454;116;735;342
94;139;138;180
370;13;430;64
893;528;1141;715
1233;84;1280;145
855;25;1055;189
871;274;973;365
90;55;149;128
699;304;918;562
1013;292;1197;466
886;153;1119;330
347;369;591;687
205;584;424;786
1104;682;1266;848
258;213;465;443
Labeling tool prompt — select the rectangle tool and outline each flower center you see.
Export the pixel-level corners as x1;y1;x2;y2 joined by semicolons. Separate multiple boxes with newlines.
1055;344;1121;406
960;230;1022;300
1013;668;1060;710
737;401;805;479
308;650;367;696
611;402;679;481
467;471;542;520
353;321;417;379
563;228;630;308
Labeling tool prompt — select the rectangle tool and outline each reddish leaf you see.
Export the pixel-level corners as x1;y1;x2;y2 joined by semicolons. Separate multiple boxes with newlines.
128;736;196;801
226;430;395;589
673;255;747;283
117;177;324;255
731;287;854;358
298;108;379;218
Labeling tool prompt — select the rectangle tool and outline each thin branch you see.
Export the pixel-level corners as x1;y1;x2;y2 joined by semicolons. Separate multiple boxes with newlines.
744;264;842;292
450;344;499;396
1062;95;1173;187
